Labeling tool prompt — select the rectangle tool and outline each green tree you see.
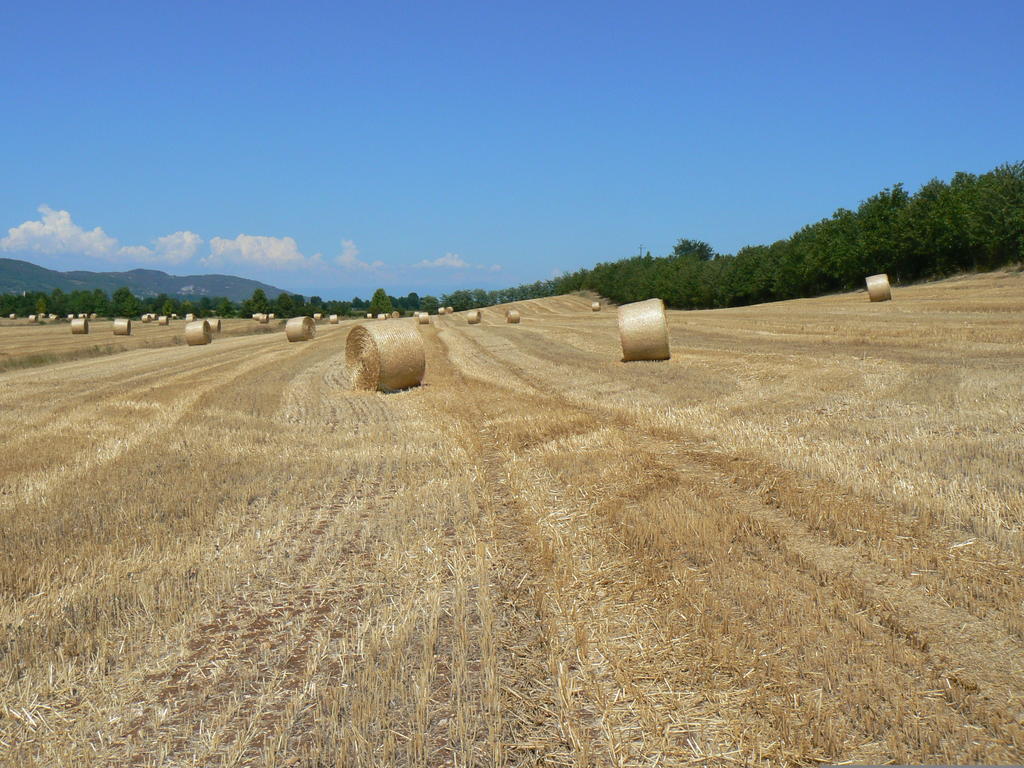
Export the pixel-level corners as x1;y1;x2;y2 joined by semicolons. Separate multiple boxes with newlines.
368;288;393;315
35;297;47;315
112;287;140;317
420;295;439;313
275;292;295;316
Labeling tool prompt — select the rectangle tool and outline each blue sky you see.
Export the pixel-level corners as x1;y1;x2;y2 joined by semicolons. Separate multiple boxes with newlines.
1;0;1021;299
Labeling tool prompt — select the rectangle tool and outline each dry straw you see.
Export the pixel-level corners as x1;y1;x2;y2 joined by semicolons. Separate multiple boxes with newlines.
171;313;179;319
417;312;430;324
446;306;454;314
28;314;38;323
329;314;339;324
268;313;276;320
391;311;401;318
313;312;323;320
185;319;211;346
285;315;317;342
366;313;373;319
466;310;482;324
89;313;97;319
48;314;57;319
592;301;601;311
71;318;89;334
207;317;222;333
618;298;670;361
506;309;521;323
7;313;15;319
184;313;195;322
112;318;132;336
158;315;170;325
377;313;388;320
866;273;892;302
258;313;270;324
346;321;425;392
66;314;74;320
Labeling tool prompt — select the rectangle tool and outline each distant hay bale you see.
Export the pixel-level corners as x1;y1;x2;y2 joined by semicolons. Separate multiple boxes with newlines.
592;301;601;311
366;313;373;319
207;318;221;333
329;314;339;324
446;306;454;314
377;313;388;320
313;312;323;320
89;313;98;319
184;313;195;322
865;273;892;302
171;313;179;319
78;313;87;319
28;314;38;323
112;318;132;336
7;313;15;319
48;314;57;319
71;317;89;334
391;311;401;318
285;315;317;342
258;313;270;324
466;310;481;324
417;312;430;324
346;321;426;392
185;319;212;346
158;315;170;325
506;309;521;324
618;298;670;362
268;313;276;320
66;314;74;320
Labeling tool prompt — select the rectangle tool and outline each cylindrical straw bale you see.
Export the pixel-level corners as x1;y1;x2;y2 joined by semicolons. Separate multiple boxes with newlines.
184;313;195;322
366;313;373;319
171;313;179;319
268;313;276;320
417;312;430;324
158;315;169;325
7;313;15;319
258;313;270;324
445;306;454;314
329;314;339;324
112;318;132;335
618;298;670;362
48;314;57;319
207;317;221;333
89;313;98;319
506;309;521;324
185;319;211;346
466;310;481;324
285;315;317;342
591;301;601;311
66;314;74;320
71;317;89;334
377;313;388;320
391;311;401;318
28;314;37;323
313;312;323;320
346;322;426;392
865;273;892;302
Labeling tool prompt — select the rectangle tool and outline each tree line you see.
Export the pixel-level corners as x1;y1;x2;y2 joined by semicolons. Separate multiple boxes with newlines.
441;161;1024;310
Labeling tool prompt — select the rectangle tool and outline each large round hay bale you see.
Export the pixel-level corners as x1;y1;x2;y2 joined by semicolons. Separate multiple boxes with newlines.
268;313;276;320
329;314;339;324
77;313;87;319
376;313;388;320
71;317;89;334
158;315;170;325
171;313;179;319
346;322;425;392
591;301;601;312
141;314;152;323
366;313;373;319
391;311;401;318
466;310;481;324
445;306;454;314
184;313;195;322
185;319;211;346
112;318;132;336
506;309;521;324
7;313;15;319
66;314;74;320
865;273;892;302
48;314;57;319
258;313;270;324
417;312;430;325
285;315;316;342
28;314;38;323
207;317;221;333
89;313;98;319
313;312;323;320
618;298;670;362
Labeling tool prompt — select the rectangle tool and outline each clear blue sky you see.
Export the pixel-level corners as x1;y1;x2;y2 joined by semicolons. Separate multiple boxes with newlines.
1;0;1021;299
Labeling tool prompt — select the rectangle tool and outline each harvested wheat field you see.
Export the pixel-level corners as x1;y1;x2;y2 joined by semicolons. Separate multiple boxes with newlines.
1;269;1023;766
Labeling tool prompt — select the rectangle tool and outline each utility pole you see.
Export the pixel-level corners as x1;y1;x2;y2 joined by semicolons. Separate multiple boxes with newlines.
638;245;644;259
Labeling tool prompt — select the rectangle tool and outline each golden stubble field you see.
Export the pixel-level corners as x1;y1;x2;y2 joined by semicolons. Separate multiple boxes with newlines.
1;269;1022;766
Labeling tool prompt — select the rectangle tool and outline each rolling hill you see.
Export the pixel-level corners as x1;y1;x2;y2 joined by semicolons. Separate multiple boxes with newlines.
0;257;288;301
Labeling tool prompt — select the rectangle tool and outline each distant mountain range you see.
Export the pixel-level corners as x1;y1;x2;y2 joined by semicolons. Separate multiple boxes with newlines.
0;258;288;302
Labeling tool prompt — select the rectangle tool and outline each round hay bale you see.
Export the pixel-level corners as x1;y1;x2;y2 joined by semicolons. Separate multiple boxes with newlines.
258;313;270;324
184;313;195;322
865;273;892;302
329;314;339;324
346;321;425;392
207;318;222;333
48;314;57;319
89;313;98;319
141;314;152;323
506;309;521;324
158;315;170;325
285;316;316;342
417;312;430;325
618;298;670;362
391;311;401;318
313;312;323;321
185;319;211;346
376;313;388;320
28;314;38;323
466;310;481;324
171;313;179;319
7;313;15;319
267;313;276;320
366;313;373;319
591;301;601;311
77;313;86;319
112;318;132;336
71;317;89;334
66;314;75;320
445;306;454;314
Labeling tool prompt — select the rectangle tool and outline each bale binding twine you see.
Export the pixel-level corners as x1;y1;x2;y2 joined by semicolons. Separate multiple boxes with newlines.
346;321;426;392
506;309;521;324
285;316;316;342
112;318;132;336
71;317;89;334
185;319;212;346
865;273;892;302
618;298;670;362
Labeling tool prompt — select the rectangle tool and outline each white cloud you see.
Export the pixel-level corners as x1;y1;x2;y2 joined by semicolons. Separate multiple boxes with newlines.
0;205;117;257
336;239;384;271
117;230;203;264
414;252;503;272
202;234;322;270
